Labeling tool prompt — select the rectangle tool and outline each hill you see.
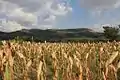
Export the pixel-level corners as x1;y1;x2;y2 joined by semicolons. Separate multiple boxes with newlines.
0;28;104;42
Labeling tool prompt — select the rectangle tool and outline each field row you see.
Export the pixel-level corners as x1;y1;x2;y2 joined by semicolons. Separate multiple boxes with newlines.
0;41;120;80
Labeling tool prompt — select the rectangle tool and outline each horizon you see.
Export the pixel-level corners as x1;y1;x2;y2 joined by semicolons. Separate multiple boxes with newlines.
0;0;120;32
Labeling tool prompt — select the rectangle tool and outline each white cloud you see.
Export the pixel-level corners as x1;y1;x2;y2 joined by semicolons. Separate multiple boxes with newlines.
80;0;120;32
0;0;72;32
8;8;37;24
0;20;25;32
89;24;104;32
90;23;120;32
50;3;72;15
80;0;120;10
80;0;120;16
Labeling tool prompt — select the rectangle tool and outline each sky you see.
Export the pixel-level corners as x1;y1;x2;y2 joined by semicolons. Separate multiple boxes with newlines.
0;0;120;32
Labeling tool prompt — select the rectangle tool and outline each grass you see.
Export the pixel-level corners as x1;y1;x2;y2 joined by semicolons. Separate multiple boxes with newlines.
0;40;120;80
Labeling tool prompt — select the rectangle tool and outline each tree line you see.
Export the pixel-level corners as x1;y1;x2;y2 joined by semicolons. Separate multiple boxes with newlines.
103;25;120;40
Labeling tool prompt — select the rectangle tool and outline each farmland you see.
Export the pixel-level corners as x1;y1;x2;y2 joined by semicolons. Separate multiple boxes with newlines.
0;40;120;80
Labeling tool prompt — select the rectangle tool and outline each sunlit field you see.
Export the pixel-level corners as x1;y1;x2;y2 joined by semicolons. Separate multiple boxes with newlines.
0;40;120;80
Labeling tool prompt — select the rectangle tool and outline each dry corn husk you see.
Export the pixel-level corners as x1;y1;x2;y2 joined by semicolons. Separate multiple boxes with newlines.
16;51;25;59
37;61;43;80
117;61;120;69
106;51;118;67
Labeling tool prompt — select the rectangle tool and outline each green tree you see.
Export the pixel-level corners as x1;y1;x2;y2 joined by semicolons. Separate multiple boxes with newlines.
103;26;119;40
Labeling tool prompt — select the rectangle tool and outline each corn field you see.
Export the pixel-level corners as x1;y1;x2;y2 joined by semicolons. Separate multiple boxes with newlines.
0;40;120;80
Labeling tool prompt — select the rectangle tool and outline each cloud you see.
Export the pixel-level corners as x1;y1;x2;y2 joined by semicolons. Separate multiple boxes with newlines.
80;0;120;10
80;0;120;32
8;8;37;25
0;20;25;32
0;0;72;32
89;24;104;32
80;0;120;17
